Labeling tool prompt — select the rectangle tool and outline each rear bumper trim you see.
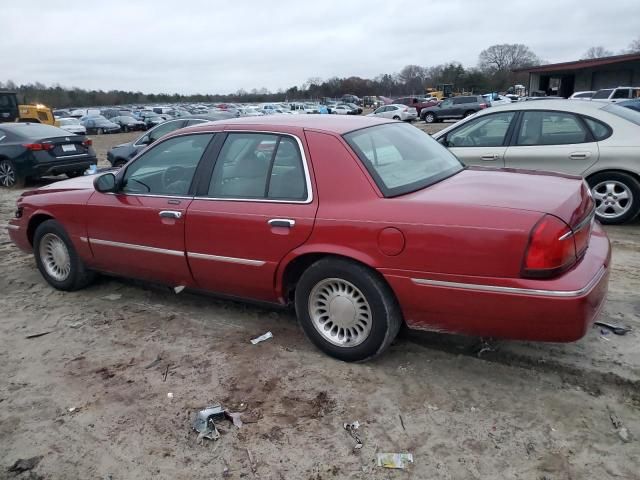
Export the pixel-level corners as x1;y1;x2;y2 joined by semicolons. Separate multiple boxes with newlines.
411;266;606;298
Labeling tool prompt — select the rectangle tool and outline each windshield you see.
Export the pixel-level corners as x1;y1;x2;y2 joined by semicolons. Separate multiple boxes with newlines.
344;123;463;196
602;103;640;126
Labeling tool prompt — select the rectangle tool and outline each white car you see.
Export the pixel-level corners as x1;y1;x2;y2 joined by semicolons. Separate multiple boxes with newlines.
332;105;352;115
56;117;87;135
483;94;511;106
432;100;640;224
569;91;595;100
591;87;640;103
367;104;417;121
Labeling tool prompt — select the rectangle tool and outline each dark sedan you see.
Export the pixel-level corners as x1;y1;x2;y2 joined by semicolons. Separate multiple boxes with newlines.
106;113;234;167
81;116;121;135
110;116;147;132
0;123;97;188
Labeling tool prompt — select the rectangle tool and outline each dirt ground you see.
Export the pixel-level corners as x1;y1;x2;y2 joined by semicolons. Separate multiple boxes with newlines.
1;129;639;480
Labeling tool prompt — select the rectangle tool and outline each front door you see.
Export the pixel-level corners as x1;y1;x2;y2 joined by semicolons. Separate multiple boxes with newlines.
86;132;216;286
504;110;599;176
443;111;516;168
185;131;318;302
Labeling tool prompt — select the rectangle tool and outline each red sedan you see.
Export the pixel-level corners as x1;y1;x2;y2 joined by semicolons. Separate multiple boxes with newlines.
7;116;610;361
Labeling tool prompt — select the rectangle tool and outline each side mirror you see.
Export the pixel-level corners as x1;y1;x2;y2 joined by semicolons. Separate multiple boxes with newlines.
94;172;117;193
139;135;151;145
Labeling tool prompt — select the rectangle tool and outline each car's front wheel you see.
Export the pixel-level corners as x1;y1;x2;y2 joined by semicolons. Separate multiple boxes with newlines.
34;220;95;291
0;159;25;188
588;172;640;224
66;170;85;178
96;128;104;135
295;258;402;362
424;112;437;123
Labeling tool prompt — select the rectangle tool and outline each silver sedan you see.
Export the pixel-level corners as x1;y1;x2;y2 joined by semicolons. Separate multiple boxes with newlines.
367;104;418;122
432;100;640;224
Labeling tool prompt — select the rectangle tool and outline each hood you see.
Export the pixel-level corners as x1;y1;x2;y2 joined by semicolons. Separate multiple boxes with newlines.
402;167;592;227
22;174;98;197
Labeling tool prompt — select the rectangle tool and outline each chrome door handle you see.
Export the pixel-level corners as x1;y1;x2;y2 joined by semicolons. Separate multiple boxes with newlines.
268;218;295;228
569;152;590;160
480;154;499;160
159;210;182;219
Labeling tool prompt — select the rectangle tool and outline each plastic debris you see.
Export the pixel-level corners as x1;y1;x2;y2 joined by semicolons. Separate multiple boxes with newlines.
144;355;162;369
193;405;226;442
608;406;632;443
343;421;363;449
68;321;86;329
25;331;52;339
167;392;174;399
67;406;80;413
102;293;122;301
174;285;185;294
595;321;631;336
8;456;43;473
376;453;414;469
250;331;273;345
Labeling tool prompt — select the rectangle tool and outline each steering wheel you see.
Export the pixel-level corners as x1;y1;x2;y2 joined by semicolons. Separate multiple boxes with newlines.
162;166;188;192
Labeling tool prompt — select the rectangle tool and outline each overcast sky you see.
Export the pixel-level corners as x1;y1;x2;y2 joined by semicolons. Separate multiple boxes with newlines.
3;0;639;95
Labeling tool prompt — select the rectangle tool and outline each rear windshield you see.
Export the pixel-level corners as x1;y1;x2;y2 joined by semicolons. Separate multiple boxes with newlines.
5;124;73;139
602;103;640;126
344;123;463;197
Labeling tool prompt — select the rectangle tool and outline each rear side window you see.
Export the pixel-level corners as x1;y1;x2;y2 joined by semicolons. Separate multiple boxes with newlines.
208;133;307;201
582;117;611;141
592;89;613;99
516;111;590;145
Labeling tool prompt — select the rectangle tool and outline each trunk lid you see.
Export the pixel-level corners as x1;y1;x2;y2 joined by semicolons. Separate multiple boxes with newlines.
39;135;90;159
407;167;593;228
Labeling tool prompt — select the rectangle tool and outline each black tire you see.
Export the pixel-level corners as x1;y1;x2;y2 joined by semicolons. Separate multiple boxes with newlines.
424;112;437;124
463;110;475;118
96;128;104;135
33;220;95;291
587;171;640;225
123;125;129;133
294;257;402;362
113;159;127;168
66;170;85;178
0;159;26;188
392;115;401;120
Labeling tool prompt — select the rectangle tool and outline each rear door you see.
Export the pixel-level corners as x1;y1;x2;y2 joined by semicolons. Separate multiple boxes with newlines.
86;132;216;285
185;131;317;302
443;111;517;167
504;110;599;175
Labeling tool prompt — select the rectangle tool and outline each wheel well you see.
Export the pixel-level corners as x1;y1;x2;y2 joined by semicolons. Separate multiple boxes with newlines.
586;169;640;186
27;214;54;246
281;253;392;304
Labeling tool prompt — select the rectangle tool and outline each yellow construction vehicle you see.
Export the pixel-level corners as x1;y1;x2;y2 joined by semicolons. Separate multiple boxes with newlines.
0;91;56;125
426;84;454;100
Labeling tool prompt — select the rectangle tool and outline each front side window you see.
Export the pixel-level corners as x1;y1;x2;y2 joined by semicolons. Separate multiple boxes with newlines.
516;111;590;146
145;120;185;144
446;112;515;147
612;89;630;99
122;133;214;196
208;133;307;201
344;123;463;197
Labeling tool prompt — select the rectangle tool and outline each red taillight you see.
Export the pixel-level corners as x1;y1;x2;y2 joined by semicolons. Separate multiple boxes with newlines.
479;103;488;109
23;143;54;151
83;139;93;147
403;107;408;112
522;215;576;278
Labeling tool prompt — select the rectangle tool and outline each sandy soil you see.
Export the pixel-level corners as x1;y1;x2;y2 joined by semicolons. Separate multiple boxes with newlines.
1;129;639;480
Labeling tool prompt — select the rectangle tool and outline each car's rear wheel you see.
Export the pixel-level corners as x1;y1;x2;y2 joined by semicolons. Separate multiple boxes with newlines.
392;115;401;120
463;110;475;118
0;159;25;188
588;172;640;224
424;112;437;123
96;128;104;135
295;257;402;362
123;125;129;132
34;220;95;291
113;159;127;168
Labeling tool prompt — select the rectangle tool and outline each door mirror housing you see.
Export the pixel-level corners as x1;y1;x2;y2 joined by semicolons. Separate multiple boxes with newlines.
139;135;151;145
94;172;117;193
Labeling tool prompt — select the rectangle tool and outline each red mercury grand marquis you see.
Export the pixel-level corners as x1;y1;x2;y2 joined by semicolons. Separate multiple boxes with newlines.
7;115;610;361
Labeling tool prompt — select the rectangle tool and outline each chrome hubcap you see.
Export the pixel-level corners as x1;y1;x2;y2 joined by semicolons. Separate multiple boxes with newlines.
592;181;633;219
0;161;15;187
39;233;71;281
308;278;372;347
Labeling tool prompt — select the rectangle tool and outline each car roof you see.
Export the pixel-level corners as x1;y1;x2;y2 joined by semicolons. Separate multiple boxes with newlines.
479;99;613;115
182;114;394;135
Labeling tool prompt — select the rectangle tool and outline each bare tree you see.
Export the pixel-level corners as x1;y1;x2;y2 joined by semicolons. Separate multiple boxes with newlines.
478;44;540;72
583;46;613;59
628;37;640;53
